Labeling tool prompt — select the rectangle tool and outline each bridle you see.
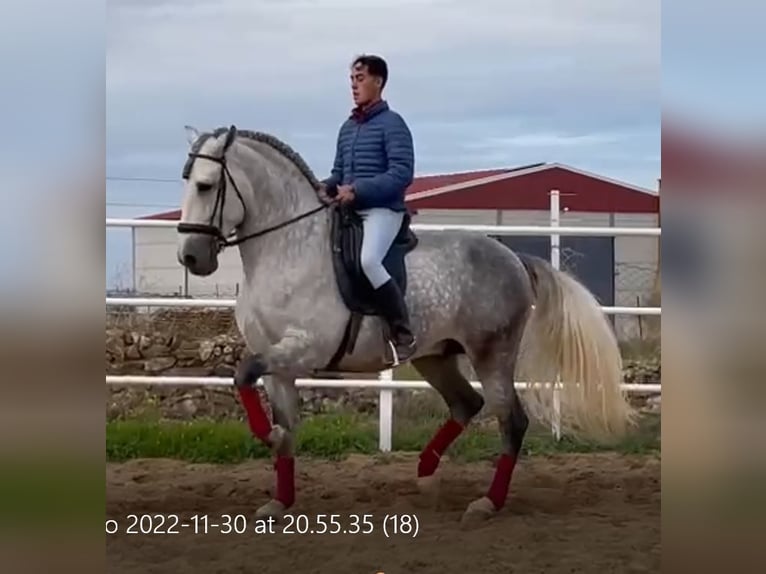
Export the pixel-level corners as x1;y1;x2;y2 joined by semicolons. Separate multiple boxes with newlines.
177;125;328;251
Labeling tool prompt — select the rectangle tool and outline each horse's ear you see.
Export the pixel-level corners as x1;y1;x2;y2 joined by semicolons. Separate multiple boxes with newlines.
184;125;200;145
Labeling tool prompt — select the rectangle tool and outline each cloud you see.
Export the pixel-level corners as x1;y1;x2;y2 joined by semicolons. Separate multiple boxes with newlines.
104;0;660;287
466;132;627;150
107;0;658;99
106;0;660;187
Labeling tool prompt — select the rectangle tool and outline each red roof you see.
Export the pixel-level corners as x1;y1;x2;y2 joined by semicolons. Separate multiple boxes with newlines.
404;164;543;194
141;162;657;219
143;209;187;220
406;163;658;213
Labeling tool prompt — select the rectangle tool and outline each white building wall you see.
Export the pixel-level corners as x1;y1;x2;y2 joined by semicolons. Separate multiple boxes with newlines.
411;209;499;225
134;227;244;297
498;209;610;227
133;228;183;295
412;209;612;228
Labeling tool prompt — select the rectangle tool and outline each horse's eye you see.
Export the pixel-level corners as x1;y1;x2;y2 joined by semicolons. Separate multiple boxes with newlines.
196;182;214;192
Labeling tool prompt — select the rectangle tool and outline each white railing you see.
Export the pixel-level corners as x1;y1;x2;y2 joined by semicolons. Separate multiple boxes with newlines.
106;217;661;237
106;190;661;448
105;296;660;315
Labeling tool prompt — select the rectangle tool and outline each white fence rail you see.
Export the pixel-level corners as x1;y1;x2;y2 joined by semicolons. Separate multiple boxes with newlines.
105;296;659;315
106;190;661;448
106;216;661;237
105;375;661;393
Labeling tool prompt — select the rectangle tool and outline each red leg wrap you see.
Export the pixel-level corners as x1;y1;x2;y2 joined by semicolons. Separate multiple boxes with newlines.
274;456;295;507
487;453;517;509
417;419;464;477
236;386;272;444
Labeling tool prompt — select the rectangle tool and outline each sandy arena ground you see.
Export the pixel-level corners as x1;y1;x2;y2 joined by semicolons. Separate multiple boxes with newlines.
106;452;660;573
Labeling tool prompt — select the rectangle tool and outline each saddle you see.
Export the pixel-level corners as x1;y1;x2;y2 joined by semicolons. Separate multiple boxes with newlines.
325;202;418;370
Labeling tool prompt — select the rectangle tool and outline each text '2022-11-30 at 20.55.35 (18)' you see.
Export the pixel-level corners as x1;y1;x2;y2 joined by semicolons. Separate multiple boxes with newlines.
105;512;420;538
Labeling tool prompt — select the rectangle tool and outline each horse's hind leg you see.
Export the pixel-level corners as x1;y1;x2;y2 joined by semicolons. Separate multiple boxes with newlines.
411;353;485;493
461;334;529;525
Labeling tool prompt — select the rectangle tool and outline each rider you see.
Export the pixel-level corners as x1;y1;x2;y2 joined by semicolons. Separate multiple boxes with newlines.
318;54;417;363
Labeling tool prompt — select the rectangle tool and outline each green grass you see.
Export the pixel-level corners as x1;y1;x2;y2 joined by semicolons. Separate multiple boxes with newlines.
107;413;378;463
107;411;660;464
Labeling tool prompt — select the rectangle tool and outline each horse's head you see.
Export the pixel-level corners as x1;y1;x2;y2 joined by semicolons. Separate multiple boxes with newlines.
177;125;249;276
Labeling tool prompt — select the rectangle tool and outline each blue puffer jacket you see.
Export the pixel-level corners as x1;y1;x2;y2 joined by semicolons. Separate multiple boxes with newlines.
322;100;414;212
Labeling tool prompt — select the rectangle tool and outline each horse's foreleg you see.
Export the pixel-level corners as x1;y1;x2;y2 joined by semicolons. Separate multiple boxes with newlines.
411;354;484;495
234;354;280;446
256;375;300;519
234;335;316;520
234;329;321;447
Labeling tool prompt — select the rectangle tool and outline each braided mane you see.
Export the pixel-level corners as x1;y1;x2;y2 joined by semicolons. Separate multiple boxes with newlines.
191;126;321;190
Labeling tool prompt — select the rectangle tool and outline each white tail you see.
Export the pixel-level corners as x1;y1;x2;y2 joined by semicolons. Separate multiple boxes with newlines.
515;255;638;442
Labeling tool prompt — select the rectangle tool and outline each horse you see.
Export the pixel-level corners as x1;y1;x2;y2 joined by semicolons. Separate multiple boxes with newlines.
175;124;637;525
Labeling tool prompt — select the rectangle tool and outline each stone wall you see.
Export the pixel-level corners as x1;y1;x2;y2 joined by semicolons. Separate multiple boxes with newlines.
106;307;239;339
106;309;661;421
106;328;244;378
105;310;381;421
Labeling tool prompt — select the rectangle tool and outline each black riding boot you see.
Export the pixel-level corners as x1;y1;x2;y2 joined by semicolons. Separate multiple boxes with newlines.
371;279;417;363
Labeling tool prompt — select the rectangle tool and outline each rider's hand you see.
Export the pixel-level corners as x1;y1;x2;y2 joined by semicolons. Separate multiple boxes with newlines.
316;182;334;204
336;184;355;204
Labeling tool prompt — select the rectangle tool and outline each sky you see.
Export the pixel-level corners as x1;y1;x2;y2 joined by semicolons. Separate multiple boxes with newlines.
106;0;661;289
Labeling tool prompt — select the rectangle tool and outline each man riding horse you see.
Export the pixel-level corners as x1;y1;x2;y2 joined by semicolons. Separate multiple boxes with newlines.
318;54;417;364
176;54;635;524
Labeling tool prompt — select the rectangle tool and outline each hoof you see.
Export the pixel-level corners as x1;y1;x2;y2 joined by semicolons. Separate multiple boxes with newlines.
460;496;497;528
415;475;440;505
417;475;441;508
255;499;286;521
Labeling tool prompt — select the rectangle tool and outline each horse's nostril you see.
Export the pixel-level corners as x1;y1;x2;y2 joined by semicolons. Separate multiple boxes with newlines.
183;254;197;268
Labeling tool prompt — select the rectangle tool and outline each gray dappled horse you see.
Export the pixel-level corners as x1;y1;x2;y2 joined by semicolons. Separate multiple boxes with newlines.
176;125;636;525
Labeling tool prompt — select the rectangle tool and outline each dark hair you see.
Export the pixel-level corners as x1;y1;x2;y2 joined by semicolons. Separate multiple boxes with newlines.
351;54;388;88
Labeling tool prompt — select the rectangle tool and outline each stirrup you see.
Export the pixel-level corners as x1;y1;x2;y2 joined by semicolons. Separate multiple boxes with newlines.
386;337;416;367
386;339;406;367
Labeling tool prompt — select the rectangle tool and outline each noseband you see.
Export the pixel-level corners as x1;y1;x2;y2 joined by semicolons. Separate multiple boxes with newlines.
177;124;327;251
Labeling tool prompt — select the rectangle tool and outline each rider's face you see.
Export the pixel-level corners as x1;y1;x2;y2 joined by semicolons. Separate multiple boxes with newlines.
350;64;381;107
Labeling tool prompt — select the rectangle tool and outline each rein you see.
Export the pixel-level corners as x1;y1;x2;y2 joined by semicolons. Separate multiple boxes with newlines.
177;125;328;250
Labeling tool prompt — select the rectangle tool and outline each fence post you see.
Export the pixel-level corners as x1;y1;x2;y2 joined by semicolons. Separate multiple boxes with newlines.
378;369;393;452
550;189;562;441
